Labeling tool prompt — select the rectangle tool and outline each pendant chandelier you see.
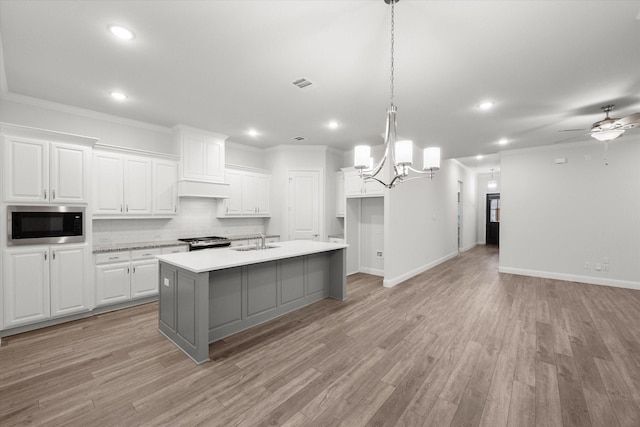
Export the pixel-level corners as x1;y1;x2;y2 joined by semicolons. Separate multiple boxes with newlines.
487;169;497;190
354;0;441;188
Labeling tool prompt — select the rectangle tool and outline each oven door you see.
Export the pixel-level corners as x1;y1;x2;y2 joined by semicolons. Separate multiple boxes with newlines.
8;206;85;245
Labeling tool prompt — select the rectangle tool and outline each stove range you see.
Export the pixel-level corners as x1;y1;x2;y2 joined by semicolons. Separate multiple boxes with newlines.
178;236;231;251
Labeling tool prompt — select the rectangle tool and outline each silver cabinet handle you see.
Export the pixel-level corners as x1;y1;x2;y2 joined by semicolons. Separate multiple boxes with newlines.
133;266;136;273
44;251;47;261
126;205;129;213
174;206;177;213
120;205;123;213
127;267;130;274
226;206;229;213
44;189;47;199
142;253;152;256
108;256;119;260
52;189;56;200
52;251;56;260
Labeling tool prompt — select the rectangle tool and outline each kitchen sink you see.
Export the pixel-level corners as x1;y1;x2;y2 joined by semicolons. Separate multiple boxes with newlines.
231;245;279;252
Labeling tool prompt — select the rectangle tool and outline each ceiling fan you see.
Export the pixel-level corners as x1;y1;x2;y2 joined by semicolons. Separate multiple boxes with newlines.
588;104;640;142
555;104;640;165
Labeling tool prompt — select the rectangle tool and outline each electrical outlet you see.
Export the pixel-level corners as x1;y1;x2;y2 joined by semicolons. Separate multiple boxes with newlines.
163;278;170;287
595;263;602;271
603;257;609;264
376;251;383;258
603;264;609;272
584;262;590;269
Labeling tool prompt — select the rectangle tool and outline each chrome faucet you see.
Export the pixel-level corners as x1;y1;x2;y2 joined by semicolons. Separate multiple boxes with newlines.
259;233;266;250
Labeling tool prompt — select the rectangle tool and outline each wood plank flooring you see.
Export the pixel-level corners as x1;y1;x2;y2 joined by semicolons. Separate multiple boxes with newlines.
2;245;640;426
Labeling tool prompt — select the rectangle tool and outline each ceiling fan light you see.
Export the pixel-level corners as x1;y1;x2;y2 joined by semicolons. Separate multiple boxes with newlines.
591;129;624;142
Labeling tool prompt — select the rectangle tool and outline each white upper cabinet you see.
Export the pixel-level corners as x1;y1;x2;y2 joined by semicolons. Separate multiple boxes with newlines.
3;135;89;204
93;151;125;215
124;156;153;215
218;166;271;217
153;159;178;215
175;125;226;183
94;150;178;218
343;167;385;198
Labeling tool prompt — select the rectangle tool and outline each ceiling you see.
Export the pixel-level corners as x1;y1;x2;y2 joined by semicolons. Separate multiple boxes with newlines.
1;0;639;165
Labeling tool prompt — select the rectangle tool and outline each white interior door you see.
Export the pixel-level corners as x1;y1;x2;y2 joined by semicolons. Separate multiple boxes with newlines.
288;170;320;240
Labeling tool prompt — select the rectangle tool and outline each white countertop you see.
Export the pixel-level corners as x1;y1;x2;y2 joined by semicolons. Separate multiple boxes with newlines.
156;240;348;273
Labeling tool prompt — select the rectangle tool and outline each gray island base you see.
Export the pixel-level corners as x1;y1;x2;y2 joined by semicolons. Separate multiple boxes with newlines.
156;241;347;364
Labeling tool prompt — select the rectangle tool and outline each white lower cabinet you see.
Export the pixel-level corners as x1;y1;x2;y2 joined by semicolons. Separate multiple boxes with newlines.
3;244;89;328
95;246;187;307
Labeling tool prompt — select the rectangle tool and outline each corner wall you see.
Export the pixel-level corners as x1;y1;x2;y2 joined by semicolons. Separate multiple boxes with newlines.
383;159;477;287
499;137;640;289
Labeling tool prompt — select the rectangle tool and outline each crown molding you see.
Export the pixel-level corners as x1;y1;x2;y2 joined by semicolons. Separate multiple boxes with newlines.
0;91;172;134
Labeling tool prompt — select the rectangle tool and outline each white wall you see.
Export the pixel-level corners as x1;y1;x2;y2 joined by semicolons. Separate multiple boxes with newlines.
476;172;501;244
383;159;477;287
499;137;640;289
0;96;174;154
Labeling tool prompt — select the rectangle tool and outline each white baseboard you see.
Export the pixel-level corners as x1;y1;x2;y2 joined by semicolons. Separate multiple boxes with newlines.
383;251;458;288
459;242;478;253
498;266;640;291
359;267;384;277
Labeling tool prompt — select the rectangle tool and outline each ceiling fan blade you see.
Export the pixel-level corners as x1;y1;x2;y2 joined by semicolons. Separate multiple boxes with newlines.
553;133;589;144
615;112;640;129
558;128;588;132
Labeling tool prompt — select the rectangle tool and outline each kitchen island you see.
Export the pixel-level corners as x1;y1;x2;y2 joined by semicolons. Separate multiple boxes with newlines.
156;240;348;363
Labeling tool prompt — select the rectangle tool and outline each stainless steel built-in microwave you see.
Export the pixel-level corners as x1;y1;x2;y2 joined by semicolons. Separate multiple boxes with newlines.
7;205;85;245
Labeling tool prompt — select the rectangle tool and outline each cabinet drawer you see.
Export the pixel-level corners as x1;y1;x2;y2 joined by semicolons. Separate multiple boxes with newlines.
131;248;162;261
161;245;188;255
95;251;131;264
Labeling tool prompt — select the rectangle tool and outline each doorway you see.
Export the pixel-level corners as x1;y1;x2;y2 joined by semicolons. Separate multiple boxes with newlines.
288;170;320;240
486;193;500;245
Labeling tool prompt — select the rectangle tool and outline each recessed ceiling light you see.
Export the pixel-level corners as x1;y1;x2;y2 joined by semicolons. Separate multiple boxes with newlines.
476;155;483;160
108;25;135;40
478;101;494;110
498;138;509;145
328;121;339;129
247;129;259;137
110;91;127;101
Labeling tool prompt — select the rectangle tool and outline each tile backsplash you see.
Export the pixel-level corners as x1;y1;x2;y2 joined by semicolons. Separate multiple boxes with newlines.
93;198;267;244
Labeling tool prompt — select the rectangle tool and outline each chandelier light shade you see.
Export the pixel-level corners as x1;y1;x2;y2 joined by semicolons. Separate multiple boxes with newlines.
353;0;441;188
487;169;497;190
423;147;441;170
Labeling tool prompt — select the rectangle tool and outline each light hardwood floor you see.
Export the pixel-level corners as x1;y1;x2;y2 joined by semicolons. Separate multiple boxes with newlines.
2;245;640;426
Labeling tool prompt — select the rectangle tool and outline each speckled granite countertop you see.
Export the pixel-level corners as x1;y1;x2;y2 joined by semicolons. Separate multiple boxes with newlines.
93;234;280;254
93;240;188;254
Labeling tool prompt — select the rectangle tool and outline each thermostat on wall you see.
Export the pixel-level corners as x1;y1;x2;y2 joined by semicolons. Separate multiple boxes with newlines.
554;157;568;164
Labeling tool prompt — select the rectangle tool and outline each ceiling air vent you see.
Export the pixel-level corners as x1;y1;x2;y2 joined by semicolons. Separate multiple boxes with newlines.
292;78;313;89
292;136;305;141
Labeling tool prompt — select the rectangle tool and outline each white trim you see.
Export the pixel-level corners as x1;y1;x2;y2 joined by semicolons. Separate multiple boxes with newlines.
226;140;263;154
1;122;99;146
93;142;179;160
359;267;384;277
383;250;458;288
498;266;640;291
171;124;228;140
0;91;172;134
0;31;8;94
225;164;272;175
459;242;478;253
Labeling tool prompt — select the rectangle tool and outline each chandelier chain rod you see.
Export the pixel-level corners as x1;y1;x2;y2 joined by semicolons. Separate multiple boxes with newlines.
390;0;395;104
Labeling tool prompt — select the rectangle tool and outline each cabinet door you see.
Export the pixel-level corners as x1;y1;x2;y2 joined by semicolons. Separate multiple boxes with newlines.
256;174;271;215
50;143;88;204
182;133;225;183
50;245;89;317
336;172;345;216
3;247;50;327
344;170;363;197
241;173;258;215
94;151;124;215
124;156;153;215
131;260;159;298
95;263;130;306
3;136;49;203
223;169;243;215
153;160;178;215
